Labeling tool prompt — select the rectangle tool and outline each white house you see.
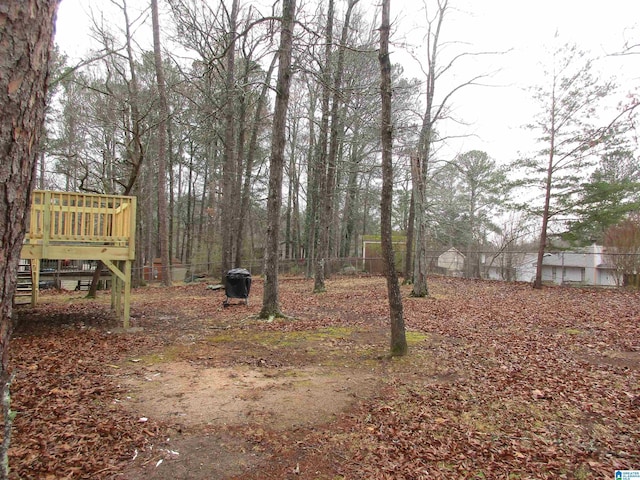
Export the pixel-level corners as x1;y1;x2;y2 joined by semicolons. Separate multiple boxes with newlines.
539;244;618;286
484;244;619;286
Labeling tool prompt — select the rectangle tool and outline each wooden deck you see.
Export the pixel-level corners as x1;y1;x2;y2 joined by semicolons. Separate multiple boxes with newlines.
20;190;137;327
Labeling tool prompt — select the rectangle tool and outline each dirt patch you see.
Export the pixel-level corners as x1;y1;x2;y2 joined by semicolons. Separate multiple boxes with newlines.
113;312;389;479
121;362;378;430
118;361;379;480
122;432;266;480
583;350;640;370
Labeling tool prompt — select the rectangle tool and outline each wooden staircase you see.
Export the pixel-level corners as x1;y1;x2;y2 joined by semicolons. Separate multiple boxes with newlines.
13;259;52;304
15;261;34;301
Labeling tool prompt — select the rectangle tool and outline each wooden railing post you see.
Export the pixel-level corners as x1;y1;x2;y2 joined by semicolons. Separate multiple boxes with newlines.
128;197;136;261
42;191;51;258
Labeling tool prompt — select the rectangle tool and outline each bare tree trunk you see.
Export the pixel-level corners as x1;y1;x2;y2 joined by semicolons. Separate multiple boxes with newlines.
151;0;172;285
313;0;334;293
361;172;372;239
121;3;144;196
535;149;555;289
340;122;362;258
533;80;558;289
206;140;218;275
304;78;319;276
411;1;448;297
174;150;182;260
86;260;104;299
404;188;415;283
196;161;208;264
152;0;172;286
0;1;59;476
232;63;249;266
316;0;359;288
285;121;296;259
260;0;296;318
88;0;145;296
379;0;407;357
220;0;240;278
184;156;194;265
291;153;301;259
168;115;176;272
340;165;359;257
235;53;277;267
411;154;429;296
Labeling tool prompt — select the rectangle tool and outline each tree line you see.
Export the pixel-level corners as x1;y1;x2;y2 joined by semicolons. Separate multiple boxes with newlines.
41;1;640;293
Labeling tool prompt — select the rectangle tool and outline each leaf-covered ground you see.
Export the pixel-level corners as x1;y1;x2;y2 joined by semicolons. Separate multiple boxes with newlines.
5;276;640;479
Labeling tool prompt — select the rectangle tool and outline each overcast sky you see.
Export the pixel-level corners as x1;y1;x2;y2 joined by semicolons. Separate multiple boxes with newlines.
394;0;640;161
54;0;640;164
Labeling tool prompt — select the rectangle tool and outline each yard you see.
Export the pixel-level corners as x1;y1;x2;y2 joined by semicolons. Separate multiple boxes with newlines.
7;276;640;479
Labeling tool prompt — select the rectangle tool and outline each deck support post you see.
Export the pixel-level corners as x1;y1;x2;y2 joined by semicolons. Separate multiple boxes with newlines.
123;260;132;329
30;259;40;307
102;258;131;328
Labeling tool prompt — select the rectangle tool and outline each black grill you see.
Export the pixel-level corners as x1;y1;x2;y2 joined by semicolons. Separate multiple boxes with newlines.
223;268;251;306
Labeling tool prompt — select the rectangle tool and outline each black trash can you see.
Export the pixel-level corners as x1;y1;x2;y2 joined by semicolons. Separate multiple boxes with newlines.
224;268;251;306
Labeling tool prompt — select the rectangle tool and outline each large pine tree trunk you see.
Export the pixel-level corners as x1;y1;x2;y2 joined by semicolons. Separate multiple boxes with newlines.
0;1;59;475
379;0;408;357
260;0;296;318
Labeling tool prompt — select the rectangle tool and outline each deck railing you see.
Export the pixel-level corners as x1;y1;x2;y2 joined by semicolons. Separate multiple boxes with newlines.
27;190;134;247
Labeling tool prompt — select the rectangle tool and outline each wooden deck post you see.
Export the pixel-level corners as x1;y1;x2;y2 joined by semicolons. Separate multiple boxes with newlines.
30;259;40;307
123;260;132;329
